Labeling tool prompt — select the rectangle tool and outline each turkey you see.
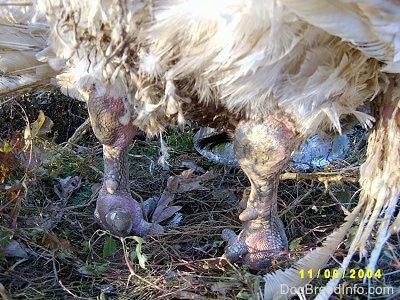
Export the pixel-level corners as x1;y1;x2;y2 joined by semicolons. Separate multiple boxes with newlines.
1;0;399;298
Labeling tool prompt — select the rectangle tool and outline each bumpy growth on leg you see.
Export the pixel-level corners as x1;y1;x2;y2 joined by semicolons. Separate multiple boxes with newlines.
88;94;162;236
223;115;299;270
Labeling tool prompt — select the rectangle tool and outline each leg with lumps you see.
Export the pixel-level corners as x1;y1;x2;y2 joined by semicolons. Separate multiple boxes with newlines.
223;115;300;270
88;93;162;236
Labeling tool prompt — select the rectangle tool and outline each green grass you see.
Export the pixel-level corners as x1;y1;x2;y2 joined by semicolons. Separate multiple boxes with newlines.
166;131;194;153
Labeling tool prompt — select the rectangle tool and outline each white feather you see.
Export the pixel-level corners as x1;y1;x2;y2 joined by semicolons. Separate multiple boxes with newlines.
1;2;399;299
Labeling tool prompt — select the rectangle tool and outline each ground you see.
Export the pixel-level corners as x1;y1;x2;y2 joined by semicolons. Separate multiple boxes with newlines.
0;92;399;299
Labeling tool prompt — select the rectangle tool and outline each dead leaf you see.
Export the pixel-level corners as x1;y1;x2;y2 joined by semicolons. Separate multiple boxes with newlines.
150;172;217;223
77;263;109;276
168;212;183;226
179;160;206;174
0;142;20;184
210;281;241;293
151;177;182;223
42;233;58;249
42;232;69;250
171;291;206;300
54;176;82;202
1;141;12;154
25;215;55;231
24;110;54;142
3;239;31;259
154;206;182;224
174;171;217;193
180;168;194;177
59;238;71;250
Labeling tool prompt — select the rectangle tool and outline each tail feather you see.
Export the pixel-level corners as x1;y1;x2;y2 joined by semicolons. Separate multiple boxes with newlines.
263;204;362;299
194;130;234;150
358;76;400;273
0;2;55;98
264;76;400;300
315;74;400;300
0;1;35;24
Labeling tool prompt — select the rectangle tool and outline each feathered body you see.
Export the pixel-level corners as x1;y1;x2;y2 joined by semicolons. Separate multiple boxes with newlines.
2;0;396;135
1;1;399;298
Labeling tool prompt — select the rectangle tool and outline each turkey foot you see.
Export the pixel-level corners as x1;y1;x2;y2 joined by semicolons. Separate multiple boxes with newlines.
95;190;163;236
88;94;162;236
93;144;163;236
222;217;287;270
223;116;299;270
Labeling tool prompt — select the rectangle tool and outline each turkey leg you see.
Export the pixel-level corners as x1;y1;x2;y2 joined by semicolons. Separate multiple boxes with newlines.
223;115;299;270
88;93;162;236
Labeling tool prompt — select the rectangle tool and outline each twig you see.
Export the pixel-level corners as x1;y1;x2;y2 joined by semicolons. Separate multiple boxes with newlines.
58;280;78;298
0;282;9;300
65;118;91;146
327;190;351;215
6;258;28;273
55;253;93;299
120;237;167;293
279;171;358;183
51;251;59;283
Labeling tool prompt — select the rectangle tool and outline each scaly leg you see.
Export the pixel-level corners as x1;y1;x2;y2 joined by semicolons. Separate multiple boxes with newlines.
223;115;299;270
88;94;162;236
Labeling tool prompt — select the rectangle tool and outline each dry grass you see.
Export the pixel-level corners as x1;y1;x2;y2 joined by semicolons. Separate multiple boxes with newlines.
0;93;399;299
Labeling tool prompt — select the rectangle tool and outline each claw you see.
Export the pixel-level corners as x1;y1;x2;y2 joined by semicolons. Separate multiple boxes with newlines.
142;196;159;217
146;222;164;235
222;229;248;261
222;218;288;270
